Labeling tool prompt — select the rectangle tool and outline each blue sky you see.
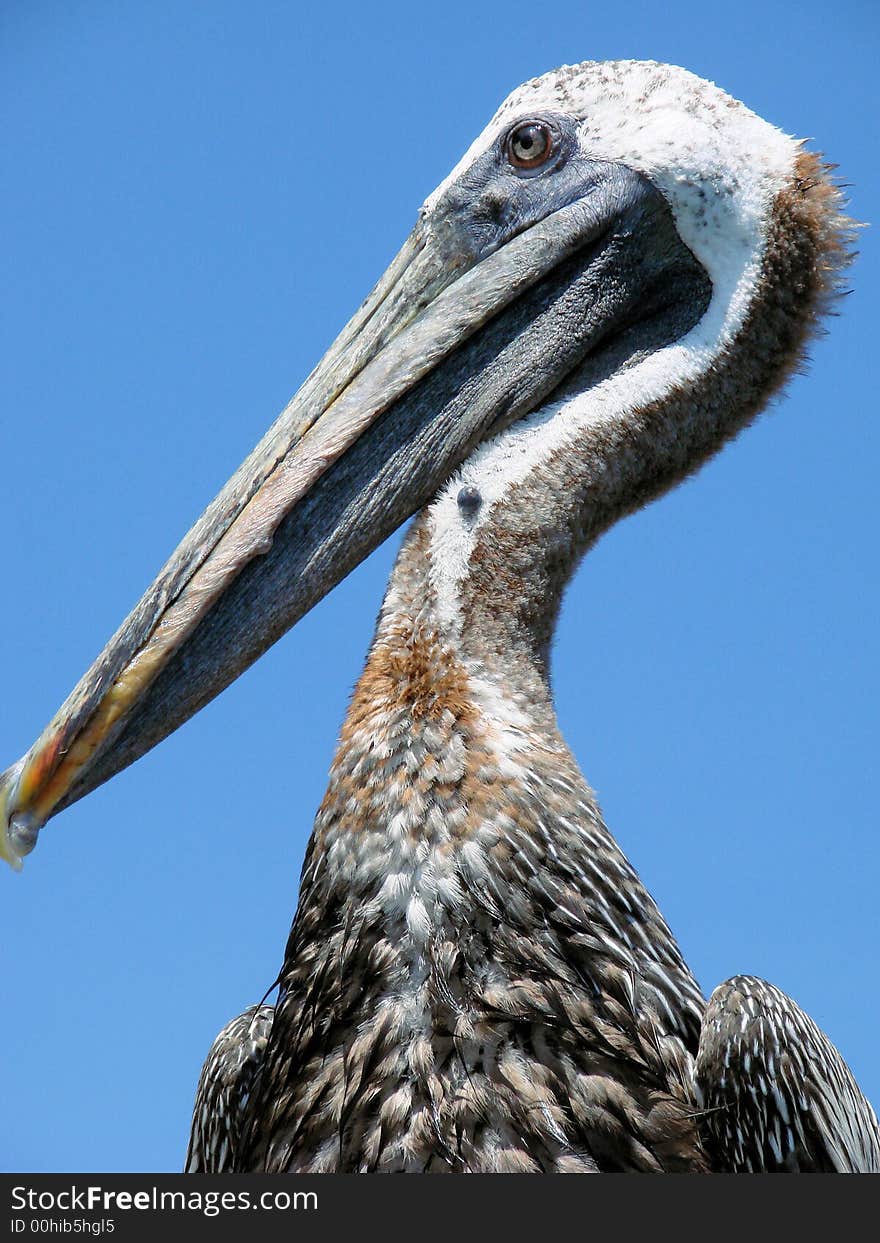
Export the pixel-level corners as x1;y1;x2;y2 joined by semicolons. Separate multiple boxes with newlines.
1;1;877;1172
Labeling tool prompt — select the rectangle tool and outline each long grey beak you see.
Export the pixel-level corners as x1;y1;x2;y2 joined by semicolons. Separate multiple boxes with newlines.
0;160;706;867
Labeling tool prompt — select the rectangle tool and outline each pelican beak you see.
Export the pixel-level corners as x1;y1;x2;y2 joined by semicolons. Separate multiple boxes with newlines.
0;159;707;867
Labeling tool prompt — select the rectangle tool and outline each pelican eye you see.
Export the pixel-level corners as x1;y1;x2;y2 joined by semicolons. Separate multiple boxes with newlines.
506;121;554;170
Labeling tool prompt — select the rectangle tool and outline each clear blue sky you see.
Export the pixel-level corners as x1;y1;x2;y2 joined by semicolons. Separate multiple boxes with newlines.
1;1;877;1172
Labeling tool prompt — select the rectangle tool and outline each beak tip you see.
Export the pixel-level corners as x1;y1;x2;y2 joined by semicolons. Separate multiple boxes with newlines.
0;762;39;872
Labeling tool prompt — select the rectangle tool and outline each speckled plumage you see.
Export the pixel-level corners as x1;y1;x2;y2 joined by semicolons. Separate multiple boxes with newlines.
229;520;708;1172
185;62;873;1174
695;978;880;1172
186;1005;274;1173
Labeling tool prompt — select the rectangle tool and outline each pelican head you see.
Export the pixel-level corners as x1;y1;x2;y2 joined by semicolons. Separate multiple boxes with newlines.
0;60;849;867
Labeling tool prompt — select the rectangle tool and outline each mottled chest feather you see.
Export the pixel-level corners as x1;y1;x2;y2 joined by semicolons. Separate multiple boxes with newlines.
239;559;707;1172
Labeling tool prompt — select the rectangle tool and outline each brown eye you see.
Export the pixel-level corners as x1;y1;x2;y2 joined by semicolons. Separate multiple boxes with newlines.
507;121;553;170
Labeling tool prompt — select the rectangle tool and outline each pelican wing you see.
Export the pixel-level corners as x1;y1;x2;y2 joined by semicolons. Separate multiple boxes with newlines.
185;1004;275;1173
695;976;880;1172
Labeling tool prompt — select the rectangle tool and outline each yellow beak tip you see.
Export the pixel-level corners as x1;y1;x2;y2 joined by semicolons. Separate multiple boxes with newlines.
0;764;39;872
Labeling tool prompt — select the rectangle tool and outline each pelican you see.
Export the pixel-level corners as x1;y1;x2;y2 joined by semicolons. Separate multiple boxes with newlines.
1;60;876;1173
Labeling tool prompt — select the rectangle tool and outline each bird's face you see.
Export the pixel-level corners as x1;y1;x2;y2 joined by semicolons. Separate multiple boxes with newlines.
0;62;837;867
428;60;797;322
415;63;842;616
